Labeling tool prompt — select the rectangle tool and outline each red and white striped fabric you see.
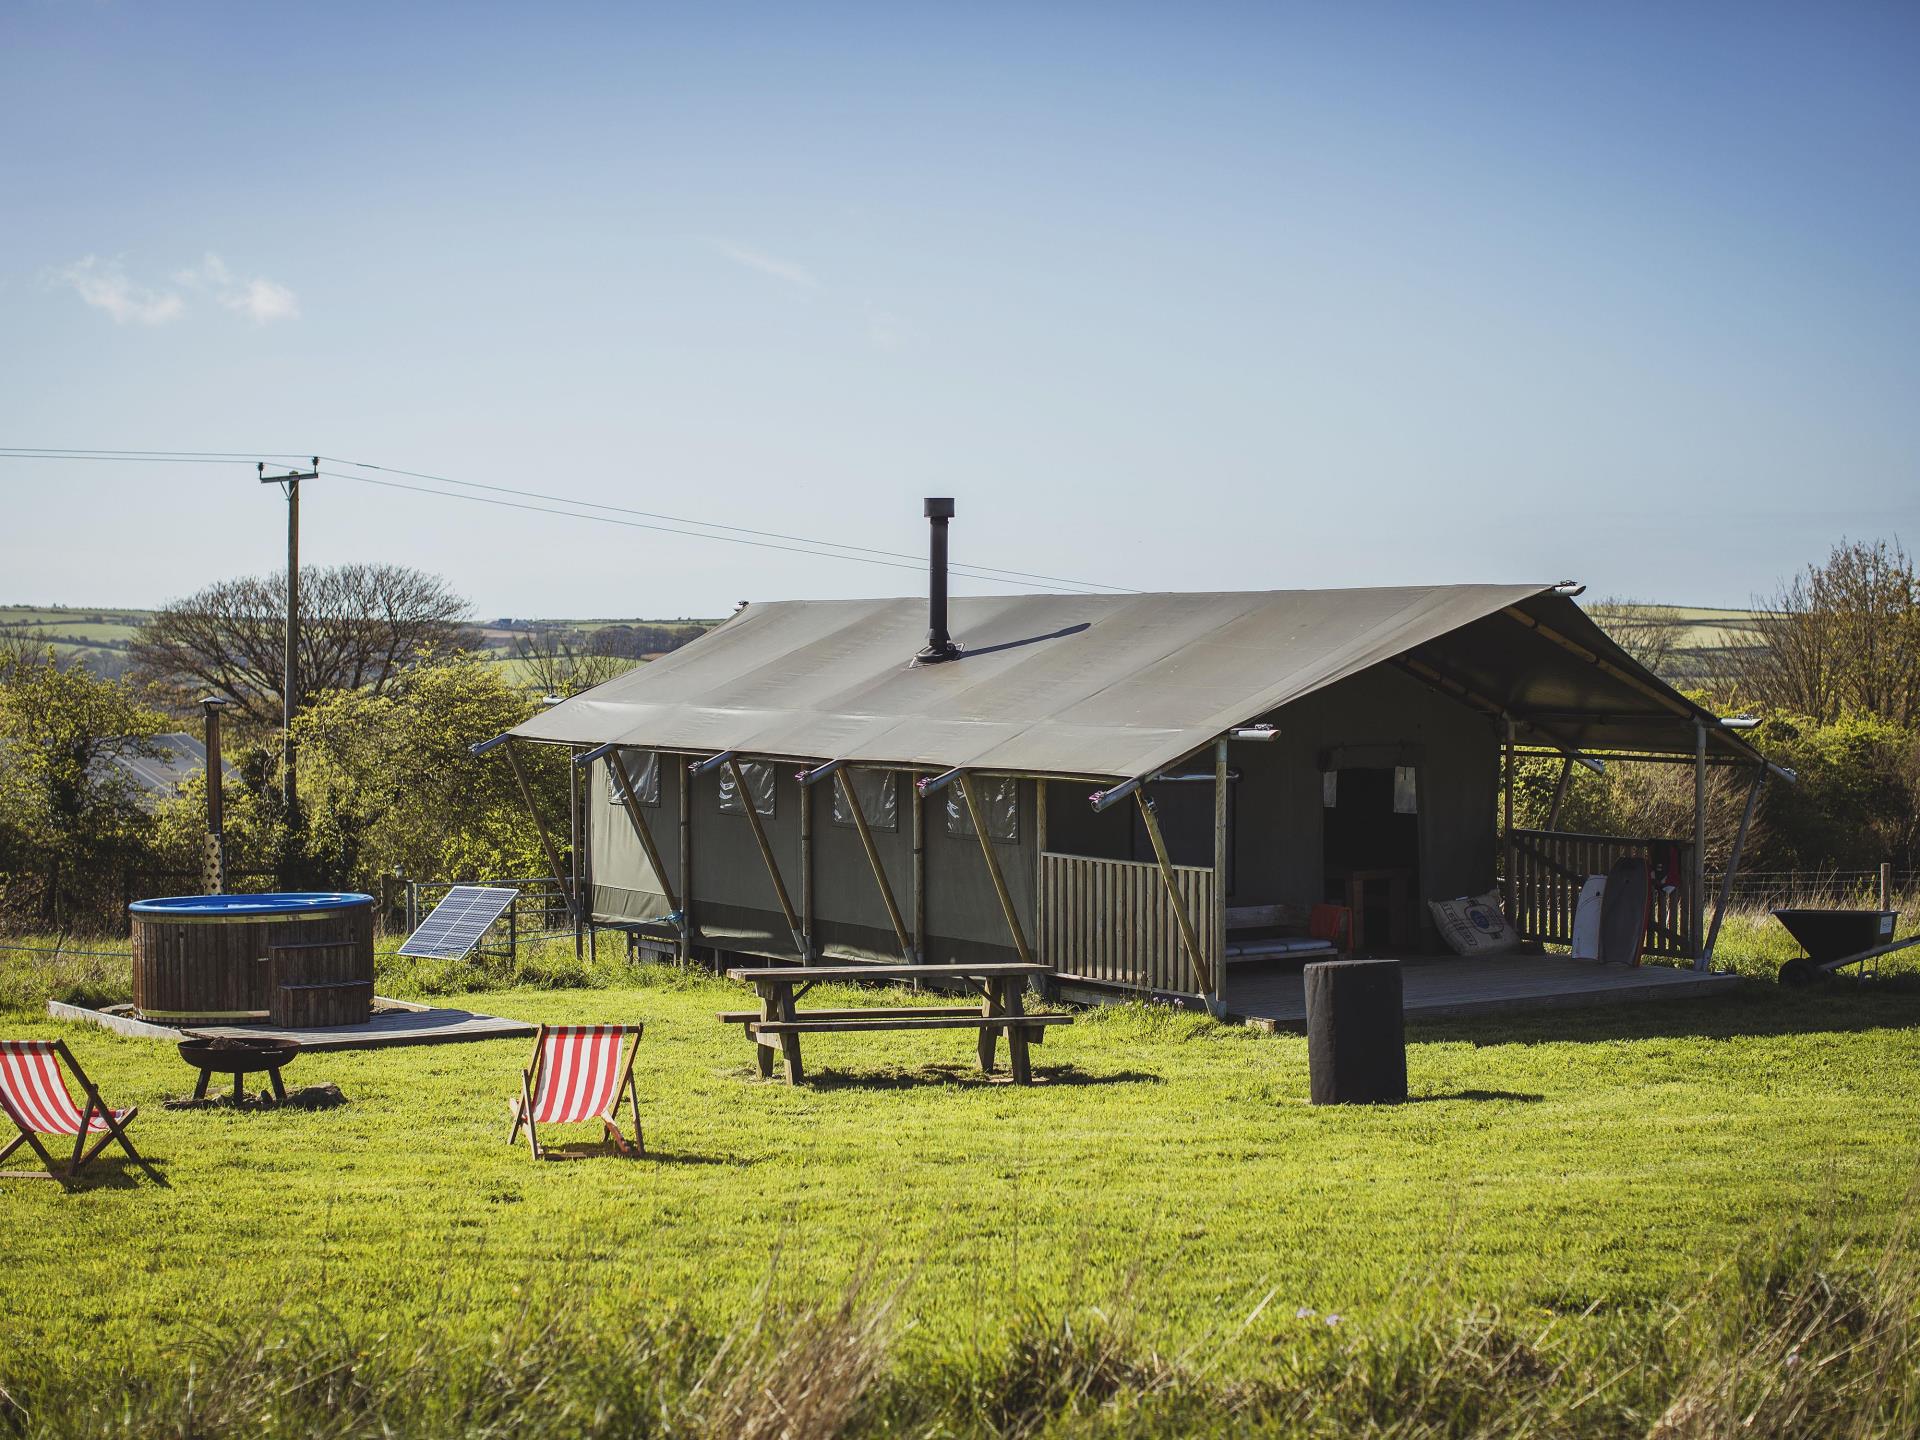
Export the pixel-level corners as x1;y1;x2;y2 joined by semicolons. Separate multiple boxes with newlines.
529;1027;628;1125
0;1041;128;1136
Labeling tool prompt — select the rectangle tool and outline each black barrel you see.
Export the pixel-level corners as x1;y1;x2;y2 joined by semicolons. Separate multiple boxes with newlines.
1304;958;1407;1104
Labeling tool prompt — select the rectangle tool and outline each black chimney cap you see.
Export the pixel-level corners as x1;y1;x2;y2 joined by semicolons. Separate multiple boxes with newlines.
924;497;955;519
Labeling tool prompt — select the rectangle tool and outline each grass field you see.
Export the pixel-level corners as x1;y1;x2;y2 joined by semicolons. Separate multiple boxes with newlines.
2;929;1917;1436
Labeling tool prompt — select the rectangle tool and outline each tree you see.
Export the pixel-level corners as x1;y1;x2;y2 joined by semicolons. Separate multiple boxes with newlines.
1734;539;1920;726
0;646;168;927
293;655;568;889
511;627;635;698
130;564;475;726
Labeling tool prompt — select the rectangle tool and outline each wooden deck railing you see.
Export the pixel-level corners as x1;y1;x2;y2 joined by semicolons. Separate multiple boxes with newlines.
1508;829;1698;961
1040;852;1217;995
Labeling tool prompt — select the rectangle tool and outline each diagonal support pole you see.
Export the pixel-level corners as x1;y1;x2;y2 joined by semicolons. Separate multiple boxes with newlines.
608;748;680;916
1135;789;1215;995
504;741;582;929
727;758;805;955
835;767;914;962
957;773;1035;966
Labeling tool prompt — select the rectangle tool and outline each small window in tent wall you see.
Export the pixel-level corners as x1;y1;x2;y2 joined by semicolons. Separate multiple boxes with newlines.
830;769;898;832
717;761;776;817
606;749;660;807
1393;766;1419;815
1322;770;1338;808
946;775;1018;843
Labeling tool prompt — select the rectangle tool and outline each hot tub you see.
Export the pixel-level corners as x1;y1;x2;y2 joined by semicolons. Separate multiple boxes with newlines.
129;892;376;1026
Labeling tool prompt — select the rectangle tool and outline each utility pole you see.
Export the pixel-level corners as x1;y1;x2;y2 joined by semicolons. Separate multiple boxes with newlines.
199;695;230;893
261;458;319;882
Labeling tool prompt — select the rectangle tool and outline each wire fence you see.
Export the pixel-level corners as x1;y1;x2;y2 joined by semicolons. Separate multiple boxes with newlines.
398;876;575;954
1706;868;1916;908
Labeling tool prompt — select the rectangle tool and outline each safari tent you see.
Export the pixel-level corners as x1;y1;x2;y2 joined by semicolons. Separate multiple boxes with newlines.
485;505;1780;1019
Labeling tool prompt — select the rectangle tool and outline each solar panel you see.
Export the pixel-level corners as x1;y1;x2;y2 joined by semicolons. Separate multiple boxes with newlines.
397;885;520;959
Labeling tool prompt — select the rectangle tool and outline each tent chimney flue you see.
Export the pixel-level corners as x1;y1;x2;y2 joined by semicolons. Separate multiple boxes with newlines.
916;497;961;664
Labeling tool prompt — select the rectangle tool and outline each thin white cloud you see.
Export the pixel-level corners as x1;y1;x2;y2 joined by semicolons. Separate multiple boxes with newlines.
53;257;185;325
177;252;301;323
714;241;821;292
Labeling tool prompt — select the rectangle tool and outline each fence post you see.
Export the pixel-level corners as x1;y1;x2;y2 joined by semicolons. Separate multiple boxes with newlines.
1881;862;1893;911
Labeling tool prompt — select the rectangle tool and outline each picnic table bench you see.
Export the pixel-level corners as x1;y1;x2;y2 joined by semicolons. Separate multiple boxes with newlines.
719;962;1070;1085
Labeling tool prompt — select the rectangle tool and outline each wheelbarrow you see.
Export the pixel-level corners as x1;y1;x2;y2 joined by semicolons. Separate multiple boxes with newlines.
1771;908;1919;985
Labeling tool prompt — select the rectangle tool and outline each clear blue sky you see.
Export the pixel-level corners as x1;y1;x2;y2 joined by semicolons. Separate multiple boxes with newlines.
2;1;1915;618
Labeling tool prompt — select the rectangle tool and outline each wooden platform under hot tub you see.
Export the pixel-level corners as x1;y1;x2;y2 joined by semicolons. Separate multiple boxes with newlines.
47;995;536;1051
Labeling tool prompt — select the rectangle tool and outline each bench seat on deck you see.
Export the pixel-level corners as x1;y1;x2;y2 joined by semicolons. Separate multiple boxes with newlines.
1223;902;1349;965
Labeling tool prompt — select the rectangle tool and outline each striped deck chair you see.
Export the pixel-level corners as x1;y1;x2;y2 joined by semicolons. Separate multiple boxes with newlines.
507;1024;644;1160
1;1039;158;1184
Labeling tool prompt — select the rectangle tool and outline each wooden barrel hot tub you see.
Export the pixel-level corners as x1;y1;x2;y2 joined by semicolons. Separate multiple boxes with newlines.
129;893;376;1027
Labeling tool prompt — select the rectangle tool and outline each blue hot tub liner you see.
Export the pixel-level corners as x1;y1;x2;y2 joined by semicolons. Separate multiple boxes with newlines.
128;892;374;917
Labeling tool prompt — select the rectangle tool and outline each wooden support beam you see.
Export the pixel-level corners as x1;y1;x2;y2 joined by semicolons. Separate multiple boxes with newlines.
912;774;927;964
608;747;679;915
1503;606;1697;719
504;741;581;929
799;772;814;960
1033;778;1048;979
1502;716;1517;922
1692;718;1709;964
958;773;1035;967
1212;737;1228;1009
678;751;693;963
1701;764;1765;970
1135;789;1215;995
835;767;913;962
726;757;804;956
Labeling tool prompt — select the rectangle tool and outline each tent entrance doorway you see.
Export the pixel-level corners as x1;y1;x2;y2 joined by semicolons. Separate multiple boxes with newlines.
1322;765;1420;951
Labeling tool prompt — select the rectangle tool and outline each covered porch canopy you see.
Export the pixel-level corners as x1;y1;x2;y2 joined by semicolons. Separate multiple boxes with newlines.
494;584;1778;1005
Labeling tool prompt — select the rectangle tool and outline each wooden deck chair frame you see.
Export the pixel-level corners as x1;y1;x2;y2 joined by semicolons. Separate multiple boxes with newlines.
507;1023;645;1161
1;1038;159;1185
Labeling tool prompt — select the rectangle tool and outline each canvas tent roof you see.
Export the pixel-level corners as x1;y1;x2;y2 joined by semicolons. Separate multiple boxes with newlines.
510;585;1767;782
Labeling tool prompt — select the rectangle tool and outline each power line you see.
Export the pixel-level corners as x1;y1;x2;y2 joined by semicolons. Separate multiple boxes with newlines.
321;469;1113;593
0;445;1141;595
316;454;1136;593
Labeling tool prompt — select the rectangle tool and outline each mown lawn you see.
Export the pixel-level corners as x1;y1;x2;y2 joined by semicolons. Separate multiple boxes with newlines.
4;944;1918;1385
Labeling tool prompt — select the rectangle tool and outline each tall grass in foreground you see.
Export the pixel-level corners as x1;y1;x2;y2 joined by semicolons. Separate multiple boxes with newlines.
5;1222;1915;1439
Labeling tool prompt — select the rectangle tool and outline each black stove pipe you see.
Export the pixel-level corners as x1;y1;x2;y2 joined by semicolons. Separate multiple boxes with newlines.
917;497;961;663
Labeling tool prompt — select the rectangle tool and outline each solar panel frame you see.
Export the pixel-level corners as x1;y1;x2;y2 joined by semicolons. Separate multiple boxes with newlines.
397;885;522;959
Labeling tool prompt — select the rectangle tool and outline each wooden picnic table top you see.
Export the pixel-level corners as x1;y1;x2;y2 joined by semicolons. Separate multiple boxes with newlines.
724;962;1050;983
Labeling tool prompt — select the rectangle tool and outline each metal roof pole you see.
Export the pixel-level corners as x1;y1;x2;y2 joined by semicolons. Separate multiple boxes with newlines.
1701;764;1765;970
835;768;913;963
1212;737;1228;1011
957;773;1035;967
1135;789;1215;996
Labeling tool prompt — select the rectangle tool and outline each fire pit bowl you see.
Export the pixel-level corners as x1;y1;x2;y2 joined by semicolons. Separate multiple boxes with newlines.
177;1035;301;1104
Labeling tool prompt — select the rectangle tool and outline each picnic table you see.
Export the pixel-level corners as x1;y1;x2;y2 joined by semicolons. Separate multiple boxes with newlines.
719;962;1070;1085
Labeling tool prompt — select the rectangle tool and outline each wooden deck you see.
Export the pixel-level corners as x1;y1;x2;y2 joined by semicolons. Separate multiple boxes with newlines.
47;997;536;1051
1220;953;1736;1028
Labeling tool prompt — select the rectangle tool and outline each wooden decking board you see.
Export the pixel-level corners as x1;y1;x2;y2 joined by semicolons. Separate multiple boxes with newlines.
1222;954;1735;1028
47;998;535;1051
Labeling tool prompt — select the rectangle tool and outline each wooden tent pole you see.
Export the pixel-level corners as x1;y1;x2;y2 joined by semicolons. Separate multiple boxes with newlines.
1212;738;1228;1009
835;768;913;962
504;741;581;929
799;773;814;960
911;776;926;963
726;758;805;954
957;773;1035;966
1503;606;1697;720
1701;764;1764;970
608;748;679;914
678;753;693;963
1502;716;1517;923
1135;788;1215;995
1692;719;1709;964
